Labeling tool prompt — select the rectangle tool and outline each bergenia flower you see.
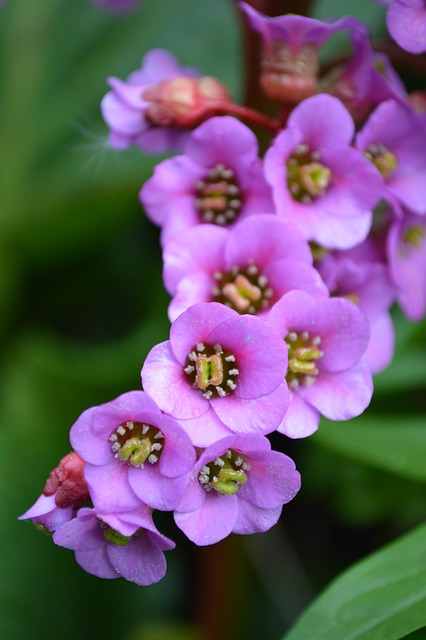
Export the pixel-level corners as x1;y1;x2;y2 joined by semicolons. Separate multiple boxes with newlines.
101;49;214;153
163;214;328;321
240;2;358;103
317;241;396;373
387;207;426;321
19;452;89;532
264;94;384;249
140;116;273;246
387;0;426;54
53;505;175;586
141;303;289;447
321;22;407;122
70;391;196;513
267;290;373;438
174;434;301;545
356;99;426;216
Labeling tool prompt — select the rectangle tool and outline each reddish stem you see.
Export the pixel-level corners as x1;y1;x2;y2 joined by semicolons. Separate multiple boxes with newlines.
220;102;280;132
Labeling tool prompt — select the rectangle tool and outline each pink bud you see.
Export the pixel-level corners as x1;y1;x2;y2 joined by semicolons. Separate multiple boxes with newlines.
143;76;231;128
43;452;88;509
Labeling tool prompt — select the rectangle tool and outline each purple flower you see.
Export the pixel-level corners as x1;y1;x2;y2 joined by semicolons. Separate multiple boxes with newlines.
267;290;373;438
174;434;301;546
356;100;426;216
141;303;289;447
321;22;406;122
19;452;89;532
163;214;328;321
140;116;273;246
387;207;426;320
53;505;175;585
264;94;384;249
387;0;426;54
240;2;358;103
317;241;396;373
101;49;201;153
70;390;196;513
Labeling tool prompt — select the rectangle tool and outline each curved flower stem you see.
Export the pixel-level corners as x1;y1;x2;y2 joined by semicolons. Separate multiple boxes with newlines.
220;102;280;132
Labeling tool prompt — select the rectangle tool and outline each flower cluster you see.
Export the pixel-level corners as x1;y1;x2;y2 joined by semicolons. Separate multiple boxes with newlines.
20;2;426;587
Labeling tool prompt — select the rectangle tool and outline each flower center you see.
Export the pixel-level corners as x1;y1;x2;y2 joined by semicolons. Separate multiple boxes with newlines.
403;224;424;248
184;342;239;399
198;449;250;495
99;520;134;546
287;144;332;203
285;331;323;389
195;163;242;225
109;421;164;468
364;143;398;180
212;263;274;314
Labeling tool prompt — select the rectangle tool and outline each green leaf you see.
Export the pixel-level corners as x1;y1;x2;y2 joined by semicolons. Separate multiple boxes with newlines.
283;522;426;640
313;416;426;483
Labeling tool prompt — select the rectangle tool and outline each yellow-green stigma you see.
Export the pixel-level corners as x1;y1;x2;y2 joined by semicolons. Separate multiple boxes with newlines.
212;263;274;314
285;330;324;389
198;449;250;496
287;144;332;203
364;143;398;180
403;224;424;248
109;421;164;468
195;164;242;226
102;526;132;546
184;342;239;399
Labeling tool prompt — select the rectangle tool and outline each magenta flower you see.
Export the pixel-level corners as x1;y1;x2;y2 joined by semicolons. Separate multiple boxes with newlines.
70;390;195;513
387;207;426;321
356;100;426;216
141;303;289;447
317;241;396;373
387;0;426;54
140;116;273;246
240;2;357;103
163;214;328;321
101;49;201;153
19;452;89;532
267;290;373;438
174;434;301;546
53;505;175;585
321;22;406;122
264;94;384;249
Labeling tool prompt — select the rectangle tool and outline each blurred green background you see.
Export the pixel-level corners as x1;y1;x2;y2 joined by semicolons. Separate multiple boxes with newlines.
1;1;425;639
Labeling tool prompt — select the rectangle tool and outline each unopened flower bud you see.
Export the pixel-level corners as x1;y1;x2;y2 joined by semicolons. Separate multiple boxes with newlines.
143;76;231;128
260;42;319;104
43;452;88;509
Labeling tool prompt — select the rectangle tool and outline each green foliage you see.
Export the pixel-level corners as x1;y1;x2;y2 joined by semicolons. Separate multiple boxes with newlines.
283;522;426;640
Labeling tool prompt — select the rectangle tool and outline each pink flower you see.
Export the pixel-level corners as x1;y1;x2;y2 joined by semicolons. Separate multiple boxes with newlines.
101;49;202;153
267;290;373;438
387;207;426;321
317;241;396;374
264;94;384;249
321;22;406;122
356;100;426;216
387;0;426;54
53;505;175;585
70;391;196;512
240;2;358;103
140;116;273;245
174;434;301;545
163;214;328;321
141;303;289;447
